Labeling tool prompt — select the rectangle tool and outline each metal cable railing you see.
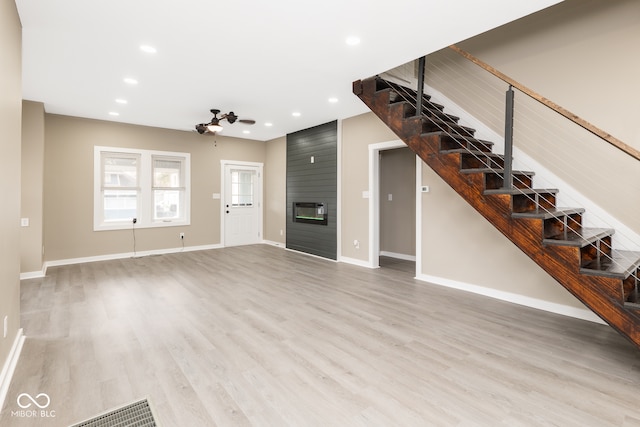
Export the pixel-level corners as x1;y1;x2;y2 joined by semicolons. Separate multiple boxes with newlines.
420;48;640;299
420;48;640;232
374;67;640;302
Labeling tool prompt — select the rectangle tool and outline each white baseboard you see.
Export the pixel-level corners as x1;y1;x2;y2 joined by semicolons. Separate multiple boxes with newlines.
44;243;223;269
20;266;47;280
0;328;25;415
262;240;286;248
417;274;605;324
340;256;377;268
380;251;416;261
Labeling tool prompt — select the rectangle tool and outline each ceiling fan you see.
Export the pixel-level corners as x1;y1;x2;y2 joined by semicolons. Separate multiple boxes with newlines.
195;109;255;134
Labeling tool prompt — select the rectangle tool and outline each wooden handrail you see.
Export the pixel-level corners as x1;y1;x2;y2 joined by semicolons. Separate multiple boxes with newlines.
449;44;640;162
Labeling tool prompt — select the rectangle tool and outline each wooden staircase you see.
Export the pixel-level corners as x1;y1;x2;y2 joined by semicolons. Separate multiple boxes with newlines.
353;75;640;349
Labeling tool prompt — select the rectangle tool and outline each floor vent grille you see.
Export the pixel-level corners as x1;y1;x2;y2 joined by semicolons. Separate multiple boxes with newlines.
69;398;157;427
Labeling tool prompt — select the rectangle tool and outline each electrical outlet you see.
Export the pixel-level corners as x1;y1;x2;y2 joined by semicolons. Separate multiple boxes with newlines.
179;232;185;239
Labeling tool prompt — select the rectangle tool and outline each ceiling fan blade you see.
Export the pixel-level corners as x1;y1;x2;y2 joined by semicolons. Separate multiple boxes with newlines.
238;119;256;125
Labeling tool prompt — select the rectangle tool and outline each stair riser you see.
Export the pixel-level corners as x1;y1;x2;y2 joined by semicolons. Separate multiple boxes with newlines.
400;103;448;121
401;102;458;122
438;135;492;153
485;173;532;190
380;98;420;137
460;153;504;170
376;80;432;101
512;193;556;213
543;213;583;239
622;273;638;303
461;171;532;191
580;236;613;267
422;120;475;137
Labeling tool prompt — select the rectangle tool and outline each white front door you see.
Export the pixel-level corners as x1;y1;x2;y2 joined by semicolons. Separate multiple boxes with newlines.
223;162;262;247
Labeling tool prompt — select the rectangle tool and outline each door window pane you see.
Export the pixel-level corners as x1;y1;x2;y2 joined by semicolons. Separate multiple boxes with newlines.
231;170;254;207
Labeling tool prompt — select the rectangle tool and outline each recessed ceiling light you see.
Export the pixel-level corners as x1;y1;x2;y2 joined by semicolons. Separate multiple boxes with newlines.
139;45;157;54
328;97;338;103
345;36;361;46
123;77;138;85
292;112;301;117
265;122;273;127
115;99;128;104
109;112;120;116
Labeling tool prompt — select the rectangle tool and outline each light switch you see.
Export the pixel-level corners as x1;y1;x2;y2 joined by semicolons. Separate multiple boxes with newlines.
21;218;29;227
388;194;393;201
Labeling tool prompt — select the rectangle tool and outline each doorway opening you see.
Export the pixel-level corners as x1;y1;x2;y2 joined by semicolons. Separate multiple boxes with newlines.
368;141;417;274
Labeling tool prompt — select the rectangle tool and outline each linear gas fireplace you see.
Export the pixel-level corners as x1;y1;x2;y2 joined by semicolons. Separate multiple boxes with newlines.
293;202;328;225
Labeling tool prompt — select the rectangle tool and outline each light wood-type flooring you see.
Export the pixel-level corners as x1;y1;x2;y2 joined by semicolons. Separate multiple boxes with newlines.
2;244;640;426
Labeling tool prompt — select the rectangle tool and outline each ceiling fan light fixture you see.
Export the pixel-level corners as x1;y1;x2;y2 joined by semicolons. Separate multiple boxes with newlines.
206;124;223;133
196;108;254;136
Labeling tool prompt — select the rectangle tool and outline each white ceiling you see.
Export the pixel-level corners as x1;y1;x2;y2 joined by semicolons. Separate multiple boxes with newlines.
15;0;562;141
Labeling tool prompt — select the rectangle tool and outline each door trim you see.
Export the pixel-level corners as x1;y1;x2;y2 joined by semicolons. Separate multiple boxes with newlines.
220;160;264;247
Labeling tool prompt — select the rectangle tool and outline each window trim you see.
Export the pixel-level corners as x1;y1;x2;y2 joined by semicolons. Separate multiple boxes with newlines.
94;146;191;231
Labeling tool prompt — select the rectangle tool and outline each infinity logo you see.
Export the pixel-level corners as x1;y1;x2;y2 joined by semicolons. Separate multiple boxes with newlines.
17;393;50;409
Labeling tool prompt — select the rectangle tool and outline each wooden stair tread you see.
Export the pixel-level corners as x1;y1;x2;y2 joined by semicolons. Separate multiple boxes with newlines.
543;227;615;247
440;148;501;155
444;149;504;161
423;108;460;123
512;207;585;219
420;118;476;136
403;101;457;120
484;188;558;195
626;301;640;310
435;132;495;148
377;88;446;111
580;250;640;279
459;168;534;176
377;79;442;105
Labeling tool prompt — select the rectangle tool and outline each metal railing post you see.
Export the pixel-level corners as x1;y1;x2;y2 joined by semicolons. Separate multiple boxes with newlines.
503;85;514;189
416;56;426;117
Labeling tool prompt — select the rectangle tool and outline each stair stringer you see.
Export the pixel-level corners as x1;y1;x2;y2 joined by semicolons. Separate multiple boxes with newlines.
354;77;640;349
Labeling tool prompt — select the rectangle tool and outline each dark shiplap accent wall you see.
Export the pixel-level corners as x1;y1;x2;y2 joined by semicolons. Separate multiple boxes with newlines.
286;121;337;259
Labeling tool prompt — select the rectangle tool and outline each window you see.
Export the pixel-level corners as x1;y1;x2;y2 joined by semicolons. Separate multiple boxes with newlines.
94;147;190;230
153;157;185;220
